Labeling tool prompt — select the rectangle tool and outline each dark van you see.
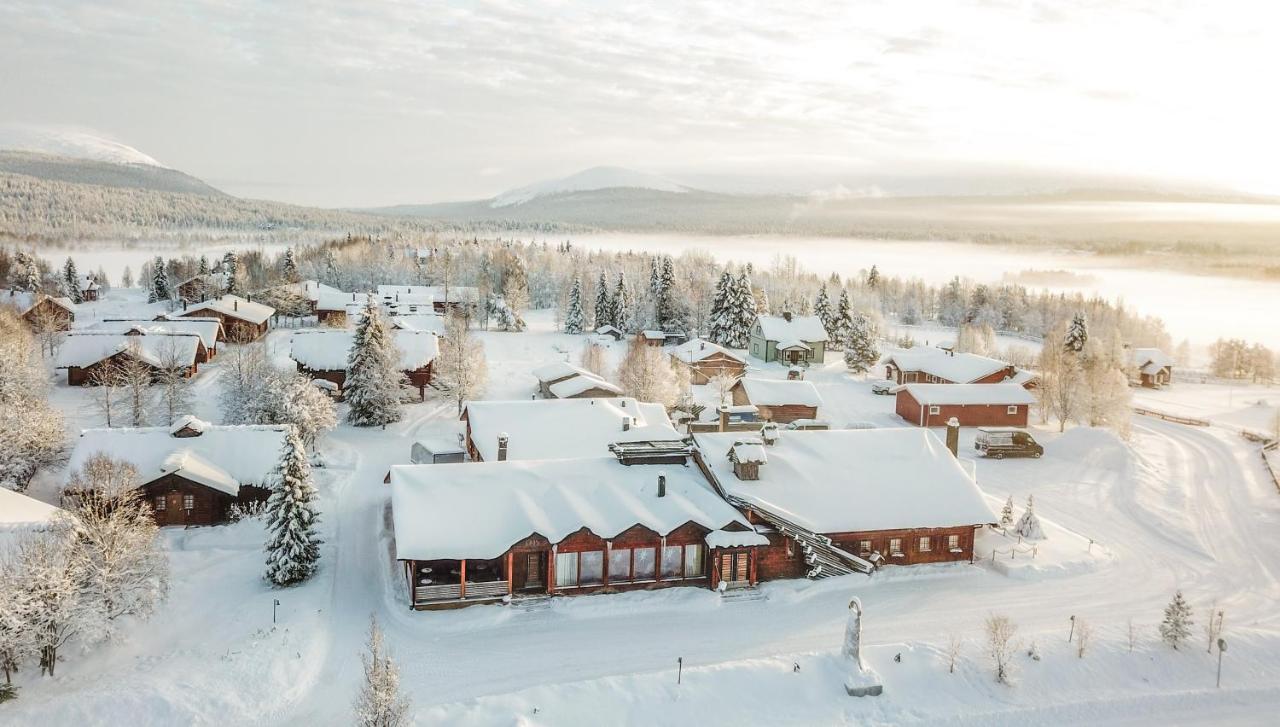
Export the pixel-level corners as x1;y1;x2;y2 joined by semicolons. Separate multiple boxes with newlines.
975;428;1043;459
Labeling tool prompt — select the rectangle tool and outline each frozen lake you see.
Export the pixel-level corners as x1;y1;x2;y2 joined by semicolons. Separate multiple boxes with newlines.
571;233;1280;349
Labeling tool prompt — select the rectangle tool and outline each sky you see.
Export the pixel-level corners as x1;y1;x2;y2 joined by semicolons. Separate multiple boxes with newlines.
1;1;1278;208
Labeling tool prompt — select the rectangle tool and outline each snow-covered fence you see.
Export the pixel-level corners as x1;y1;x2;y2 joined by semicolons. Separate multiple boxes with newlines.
1132;406;1210;427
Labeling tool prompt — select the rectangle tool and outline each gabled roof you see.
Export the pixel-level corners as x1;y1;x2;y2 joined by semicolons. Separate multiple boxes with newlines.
390;314;446;335
549;374;623;398
1132;347;1174;370
183;295;275;325
532;361;597;384
391;458;751;560
78;275;100;292
289;329;439;372
696;429;997;533
668;338;747;365
734;378;823;408
296;280;345;302
882;347;1012;384
0;488;68;537
69;419;288;495
376;285;479;304
463;398;679;461
92;318;224;348
55;332;202;369
754;315;828;343
4;290;75;315
897;383;1036;406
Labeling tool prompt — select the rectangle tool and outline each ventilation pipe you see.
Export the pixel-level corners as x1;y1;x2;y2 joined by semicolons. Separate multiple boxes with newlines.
657;472;667;498
945;417;960;458
622;417;631;432
233;299;238;311
497;433;509;462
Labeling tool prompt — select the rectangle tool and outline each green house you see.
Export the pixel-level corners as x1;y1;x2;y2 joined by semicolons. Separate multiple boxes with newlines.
749;313;829;365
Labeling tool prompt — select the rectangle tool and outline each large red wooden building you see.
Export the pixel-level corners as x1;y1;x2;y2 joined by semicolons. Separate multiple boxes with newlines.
894;383;1035;428
883;348;1022;386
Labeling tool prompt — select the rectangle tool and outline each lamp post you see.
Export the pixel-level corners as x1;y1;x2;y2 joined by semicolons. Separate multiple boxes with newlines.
677;656;683;685
1068;614;1076;642
1217;638;1227;688
273;598;281;624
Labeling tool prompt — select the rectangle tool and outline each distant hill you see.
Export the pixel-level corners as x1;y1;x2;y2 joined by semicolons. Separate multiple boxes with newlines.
490;166;689;207
0;151;226;197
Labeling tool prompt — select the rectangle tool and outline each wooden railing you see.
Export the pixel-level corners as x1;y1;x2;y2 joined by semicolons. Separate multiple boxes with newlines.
414;580;508;603
1132;407;1210;426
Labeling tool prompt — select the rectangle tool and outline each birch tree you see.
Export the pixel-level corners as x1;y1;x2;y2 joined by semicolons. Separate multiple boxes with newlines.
985;614;1018;685
437;312;488;414
354;616;411;727
154;337;194;425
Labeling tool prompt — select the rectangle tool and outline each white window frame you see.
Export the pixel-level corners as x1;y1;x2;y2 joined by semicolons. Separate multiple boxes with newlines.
947;534;961;552
928;405;941;415
858;539;872;555
889;538;903;556
1007;405;1018;415
919;536;931;552
182;494;194;511
154;495;166;511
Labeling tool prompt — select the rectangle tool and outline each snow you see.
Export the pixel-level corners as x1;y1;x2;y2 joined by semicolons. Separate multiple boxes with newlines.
704;529;771;549
390;457;751;560
376;284;479;305
289;329;439;371
463;398;680;461
883;347;1013;384
1132;347;1174;370
54;331;201;369
898;383;1037;406
548;374;622;398
87;318;223;349
2;289;75;315
736;377;823;407
974;512;1114;580
668;338;747;364
183;294;275;325
389;314;446;335
696;429;997;534
532;360;596;383
0;487;66;536
755;314;829;343
490;166;688;207
0;124;165;166
729;440;768;464
159;450;242;496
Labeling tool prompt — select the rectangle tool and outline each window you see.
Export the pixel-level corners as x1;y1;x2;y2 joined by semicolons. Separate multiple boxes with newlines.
609;548;632;582
947;534;960;551
889;538;903;556
919;536;931;552
579;551;604;585
928;405;941;415
154;496;166;511
183;494;194;510
858;540;872;555
684;544;705;577
1007;405;1018;415
661;545;684;578
633;547;656;580
785;538;795;559
555;552;579;588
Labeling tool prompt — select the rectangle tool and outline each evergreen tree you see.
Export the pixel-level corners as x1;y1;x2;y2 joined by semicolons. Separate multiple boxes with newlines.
833;291;854;349
62;257;81;303
611;272;631;331
282;247;299;282
1160;591;1194;649
345;298;405;427
813;284;834;340
16;252;40;292
593;271;611;330
708;270;732;344
1014;495;1045;540
221;251;239;295
866;265;880;289
843;311;880;374
264;430;322;587
563;277;585;334
121;266;134;289
323;250;339;287
150;256;170;303
1065;312;1088;353
656;256;678;330
1000;495;1014;526
723;272;756;348
198;255;209;275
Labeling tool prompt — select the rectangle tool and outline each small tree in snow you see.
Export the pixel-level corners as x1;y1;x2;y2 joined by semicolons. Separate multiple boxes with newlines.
1000;495;1015;526
985;614;1018;685
615;338;678;407
255;372;338;449
579;341;607;377
88;358;125;427
1203;604;1225;654
707;372;741;410
15;528;85;676
0;551;35;684
563;277;585;334
119;345;154;428
1064;312;1088;353
843;311;880;374
264;431;322;587
353;616;411;727
1013;495;1045;540
153;338;194;425
946;633;963;674
438;311;488;414
1159;591;1194;649
0;310;64;490
346;299;406;427
219;336;271;424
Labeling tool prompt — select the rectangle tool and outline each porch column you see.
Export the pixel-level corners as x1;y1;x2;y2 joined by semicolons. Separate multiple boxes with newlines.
547;545;556;595
603;540;611;588
460;559;466;599
507;551;514;596
655;536;665;583
750;547;758;585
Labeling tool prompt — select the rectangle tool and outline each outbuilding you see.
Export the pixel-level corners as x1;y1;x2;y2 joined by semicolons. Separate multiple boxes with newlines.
729;377;823;423
894;383;1035;427
668;338;748;385
177;294;274;342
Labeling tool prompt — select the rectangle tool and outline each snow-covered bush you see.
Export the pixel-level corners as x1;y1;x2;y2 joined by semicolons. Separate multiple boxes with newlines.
1013;495;1046;540
1160;591;1194;649
354;617;411;727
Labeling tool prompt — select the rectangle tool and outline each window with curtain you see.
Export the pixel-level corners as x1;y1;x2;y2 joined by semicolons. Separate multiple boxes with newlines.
580;551;604;585
609;548;632;582
661;545;683;578
683;544;704;577
183;494;194;510
947;534;960;551
555;552;578;588
633;547;656;579
889;538;903;555
154;496;166;511
919;536;931;552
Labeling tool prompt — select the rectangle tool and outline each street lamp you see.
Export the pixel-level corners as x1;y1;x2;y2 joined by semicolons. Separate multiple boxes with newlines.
273;598;281;624
1217;638;1227;688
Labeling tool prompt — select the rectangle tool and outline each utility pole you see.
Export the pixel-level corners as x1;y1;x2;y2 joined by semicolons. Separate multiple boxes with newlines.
273;598;281;624
1068;614;1076;642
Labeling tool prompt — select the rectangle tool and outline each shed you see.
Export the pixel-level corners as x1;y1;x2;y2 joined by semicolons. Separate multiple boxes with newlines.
894;383;1035;427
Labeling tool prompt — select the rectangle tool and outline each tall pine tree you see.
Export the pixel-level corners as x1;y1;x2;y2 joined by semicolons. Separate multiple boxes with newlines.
264;430;322;587
1160;590;1194;649
813;284;833;340
723;272;756;348
833;291;854;350
708;270;732;344
563;277;585;334
611;272;632;331
221;251;239;295
62;257;82;303
150;256;170;303
656;256;678;330
345;298;405;427
843;311;879;374
593;271;611;330
282;247;299;282
1065;313;1088;353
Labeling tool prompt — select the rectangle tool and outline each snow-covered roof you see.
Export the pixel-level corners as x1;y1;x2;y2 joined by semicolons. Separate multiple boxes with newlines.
289;329;439;372
668;338;747;365
0;488;67;536
295;280;345;302
897;383;1036;406
390;458;751;560
315;290;363;312
549;374;623;398
734;378;823;408
91;319;224;348
78;275;100;292
55;332;201;369
391;314;446;335
775;339;811;351
704;529;771;549
595;325;622;335
533;361;597;384
3;290;75;315
696;429;997;533
377;285;479;304
1132;347;1174;370
883;348;1012;384
463;398;680;462
640;330;665;340
69;421;288;495
754;315;828;343
184;295;275;325
729;440;768;464
1007;369;1039;386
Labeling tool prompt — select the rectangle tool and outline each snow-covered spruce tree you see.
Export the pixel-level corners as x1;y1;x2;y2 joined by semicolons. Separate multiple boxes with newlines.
563;277;585;334
611;272;632;331
593;271;611;330
1159;591;1194;649
615;337;679;407
15;252;41;292
282;247;299;282
153;255;172;302
264;430;322;587
814;284;834;341
346;299;406;427
198;255;210;275
1065;312;1088;353
656;256;679;330
832;291;854;349
1013;495;1045;540
708;270;732;344
353;616;411;727
866;264;880;289
0;309;65;490
722;273;756;349
438;311;488;414
222;250;240;295
62;257;82;303
843;311;880;374
1000;495;1015;526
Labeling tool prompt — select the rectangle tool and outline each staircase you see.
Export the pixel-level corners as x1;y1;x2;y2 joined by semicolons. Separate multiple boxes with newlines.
730;499;875;579
720;586;767;603
509;594;552;612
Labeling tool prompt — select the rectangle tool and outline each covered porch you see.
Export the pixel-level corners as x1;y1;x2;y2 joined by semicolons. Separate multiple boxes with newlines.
403;556;524;609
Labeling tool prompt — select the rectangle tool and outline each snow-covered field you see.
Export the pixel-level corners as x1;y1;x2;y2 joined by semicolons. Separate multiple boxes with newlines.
9;299;1280;726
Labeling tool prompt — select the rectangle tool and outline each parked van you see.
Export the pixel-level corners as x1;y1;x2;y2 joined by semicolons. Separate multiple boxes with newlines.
974;428;1043;459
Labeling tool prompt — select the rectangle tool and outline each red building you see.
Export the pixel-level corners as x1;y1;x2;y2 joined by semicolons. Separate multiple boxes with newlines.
895;383;1034;427
729;377;823;424
289;328;438;399
883;348;1020;385
177;295;274;342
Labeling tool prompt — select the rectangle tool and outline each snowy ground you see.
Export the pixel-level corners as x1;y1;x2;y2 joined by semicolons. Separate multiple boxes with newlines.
10;298;1280;725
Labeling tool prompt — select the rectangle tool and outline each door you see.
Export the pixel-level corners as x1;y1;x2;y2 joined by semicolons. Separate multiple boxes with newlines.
718;551;751;586
165;492;184;526
523;552;544;590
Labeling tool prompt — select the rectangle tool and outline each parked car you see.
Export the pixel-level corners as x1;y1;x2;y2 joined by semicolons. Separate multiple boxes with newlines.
974;427;1043;459
871;382;894;395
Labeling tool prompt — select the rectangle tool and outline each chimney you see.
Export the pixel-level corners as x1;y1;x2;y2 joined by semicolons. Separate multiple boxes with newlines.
497;433;509;462
233;300;238;311
719;407;729;433
657;472;667;497
782;311;792;322
182;300;188;311
622;417;631;432
945;417;960;458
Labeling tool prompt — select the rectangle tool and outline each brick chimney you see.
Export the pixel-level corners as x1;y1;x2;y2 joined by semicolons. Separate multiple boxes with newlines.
718;407;729;433
945;417;960;457
497;433;509;462
657;472;666;497
233;299;239;311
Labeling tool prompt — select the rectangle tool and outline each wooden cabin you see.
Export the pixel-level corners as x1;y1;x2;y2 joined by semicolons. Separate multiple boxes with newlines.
459;398;681;462
56;331;204;385
895;383;1034;427
729;378;822;424
637;330;666;347
8;292;76;331
748;313;828;365
668;339;748;385
1131;348;1174;388
882;348;1017;385
77;275;101;302
289;328;438;399
532;361;622;399
175;274;223;304
177;295;274;342
93;318;224;361
67;417;286;526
